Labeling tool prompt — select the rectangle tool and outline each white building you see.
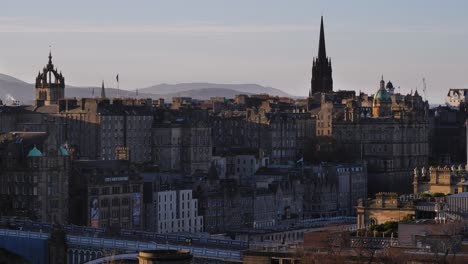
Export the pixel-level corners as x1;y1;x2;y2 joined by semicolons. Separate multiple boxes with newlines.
153;189;203;233
446;88;468;109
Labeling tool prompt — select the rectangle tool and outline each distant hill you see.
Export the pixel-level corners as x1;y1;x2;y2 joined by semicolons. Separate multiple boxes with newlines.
139;83;293;98
0;73;35;104
0;73;294;104
160;88;253;100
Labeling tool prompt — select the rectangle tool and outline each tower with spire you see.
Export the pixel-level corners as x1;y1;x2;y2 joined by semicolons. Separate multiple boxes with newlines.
35;51;65;106
310;16;333;96
101;80;106;98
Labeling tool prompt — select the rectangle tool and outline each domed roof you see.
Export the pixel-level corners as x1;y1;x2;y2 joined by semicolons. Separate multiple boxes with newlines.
374;88;392;102
58;146;69;156
27;145;43;157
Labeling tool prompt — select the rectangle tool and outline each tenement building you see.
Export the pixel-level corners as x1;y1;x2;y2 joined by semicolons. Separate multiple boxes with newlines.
0;131;70;224
70;160;144;229
152;117;212;174
0;53;154;163
331;78;429;195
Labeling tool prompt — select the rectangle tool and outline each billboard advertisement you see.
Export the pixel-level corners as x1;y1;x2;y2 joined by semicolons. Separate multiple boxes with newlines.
132;193;141;228
90;197;99;228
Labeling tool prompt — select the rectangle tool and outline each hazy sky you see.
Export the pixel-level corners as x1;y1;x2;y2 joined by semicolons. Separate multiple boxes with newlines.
1;0;467;103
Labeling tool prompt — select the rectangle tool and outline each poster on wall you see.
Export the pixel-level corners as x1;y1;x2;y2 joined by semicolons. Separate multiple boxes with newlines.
90;197;99;228
132;193;141;228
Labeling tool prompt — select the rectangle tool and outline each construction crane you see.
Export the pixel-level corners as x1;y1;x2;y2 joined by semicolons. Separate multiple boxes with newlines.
422;78;427;101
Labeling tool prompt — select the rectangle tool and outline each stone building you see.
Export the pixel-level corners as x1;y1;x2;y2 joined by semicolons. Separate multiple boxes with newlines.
332;78;429;195
225;152;268;185
429;106;467;164
246;110;314;165
197;181;254;233
0;53;155;163
413;165;468;195
96;99;153;163
152;118;212;174
212;105;314;166
0;131;70;224
69;160;144;229
356;192;416;229
152;189;203;233
301;163;367;218
446;88;468;109
243;251;300;264
211;111;248;154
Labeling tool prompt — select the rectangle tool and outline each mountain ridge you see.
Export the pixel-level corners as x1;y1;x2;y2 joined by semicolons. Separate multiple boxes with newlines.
0;73;294;104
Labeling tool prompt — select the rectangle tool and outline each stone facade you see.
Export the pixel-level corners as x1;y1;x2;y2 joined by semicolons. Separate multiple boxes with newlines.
35;52;65;106
413;165;468;195
331;79;429;195
356;192;415;229
69;160;144;229
302;163;367;218
0;132;70;224
446;88;468;109
152;119;212;174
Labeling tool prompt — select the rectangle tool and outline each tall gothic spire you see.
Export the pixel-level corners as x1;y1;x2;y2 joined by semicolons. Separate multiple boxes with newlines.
101;80;106;98
310;16;333;95
318;16;326;60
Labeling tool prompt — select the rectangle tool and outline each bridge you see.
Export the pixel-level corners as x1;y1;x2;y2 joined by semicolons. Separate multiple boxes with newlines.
0;228;242;264
0;216;359;263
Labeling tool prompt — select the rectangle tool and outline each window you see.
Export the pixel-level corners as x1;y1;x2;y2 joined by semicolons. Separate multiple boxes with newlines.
101;187;109;195
101;199;109;207
112;209;119;218
112;187;120;194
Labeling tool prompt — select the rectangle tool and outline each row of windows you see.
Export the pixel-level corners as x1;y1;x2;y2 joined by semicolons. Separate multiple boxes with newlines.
1;185;38;196
158;218;203;230
99;197;131;207
158;208;196;220
94;185;140;195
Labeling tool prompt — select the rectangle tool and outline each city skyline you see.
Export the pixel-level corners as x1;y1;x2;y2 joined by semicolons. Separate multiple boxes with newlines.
1;0;467;103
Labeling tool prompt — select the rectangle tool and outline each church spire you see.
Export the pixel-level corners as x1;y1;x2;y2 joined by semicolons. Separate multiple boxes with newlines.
101;80;106;98
47;50;54;70
310;16;333;95
318;16;326;59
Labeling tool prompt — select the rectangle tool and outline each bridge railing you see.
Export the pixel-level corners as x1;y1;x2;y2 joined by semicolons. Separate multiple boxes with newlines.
0;229;50;240
67;235;157;251
0;217;105;235
1;217;248;249
119;229;249;248
0;229;242;261
152;243;242;260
